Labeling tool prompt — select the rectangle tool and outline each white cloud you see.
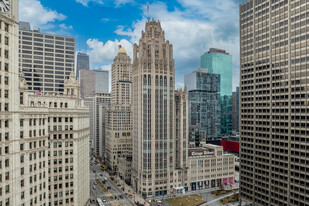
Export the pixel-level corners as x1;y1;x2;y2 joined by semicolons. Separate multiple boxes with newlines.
59;24;73;30
86;38;133;65
176;82;184;90
76;0;103;6
100;65;112;71
115;0;134;7
101;18;117;23
20;0;66;26
115;0;240;91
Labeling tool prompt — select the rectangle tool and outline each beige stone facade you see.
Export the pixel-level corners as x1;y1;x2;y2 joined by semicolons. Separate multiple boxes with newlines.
118;156;132;180
131;20;188;197
20;73;90;206
188;144;235;191
105;46;132;171
0;2;90;205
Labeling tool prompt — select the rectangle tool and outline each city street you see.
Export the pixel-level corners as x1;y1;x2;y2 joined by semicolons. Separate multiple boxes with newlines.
89;160;135;206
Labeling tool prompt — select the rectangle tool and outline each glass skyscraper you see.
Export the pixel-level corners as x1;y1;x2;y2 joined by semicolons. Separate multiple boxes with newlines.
201;48;233;135
185;68;221;140
200;48;232;96
221;95;233;135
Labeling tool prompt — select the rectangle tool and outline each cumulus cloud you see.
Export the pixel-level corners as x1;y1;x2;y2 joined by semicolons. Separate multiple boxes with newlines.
76;0;103;6
115;0;240;91
86;38;133;65
20;0;66;26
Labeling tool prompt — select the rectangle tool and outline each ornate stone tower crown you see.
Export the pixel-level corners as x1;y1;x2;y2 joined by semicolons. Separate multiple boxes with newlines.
64;72;81;98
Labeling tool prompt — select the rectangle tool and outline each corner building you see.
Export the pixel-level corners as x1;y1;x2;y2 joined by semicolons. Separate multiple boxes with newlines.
240;0;309;205
132;20;188;197
0;1;89;205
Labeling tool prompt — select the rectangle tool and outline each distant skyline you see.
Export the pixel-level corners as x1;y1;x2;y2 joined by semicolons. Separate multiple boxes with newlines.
20;0;247;91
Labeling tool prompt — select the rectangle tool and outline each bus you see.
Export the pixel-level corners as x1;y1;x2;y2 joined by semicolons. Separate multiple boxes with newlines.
97;198;104;206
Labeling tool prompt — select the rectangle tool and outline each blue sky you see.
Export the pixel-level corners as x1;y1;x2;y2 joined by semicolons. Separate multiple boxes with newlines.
20;0;247;91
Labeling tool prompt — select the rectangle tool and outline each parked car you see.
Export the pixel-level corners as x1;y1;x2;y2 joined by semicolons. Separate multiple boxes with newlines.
107;186;111;190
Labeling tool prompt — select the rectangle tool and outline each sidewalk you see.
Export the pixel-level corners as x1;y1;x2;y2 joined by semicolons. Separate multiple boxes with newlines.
117;177;149;206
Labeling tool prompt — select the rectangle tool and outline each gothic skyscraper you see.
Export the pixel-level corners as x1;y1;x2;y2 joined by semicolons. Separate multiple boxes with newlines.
132;20;188;196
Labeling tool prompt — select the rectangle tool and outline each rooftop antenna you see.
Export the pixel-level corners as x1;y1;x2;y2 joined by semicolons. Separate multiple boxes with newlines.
147;3;150;20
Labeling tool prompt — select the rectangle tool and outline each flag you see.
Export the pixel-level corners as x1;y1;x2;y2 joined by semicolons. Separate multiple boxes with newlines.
35;90;41;95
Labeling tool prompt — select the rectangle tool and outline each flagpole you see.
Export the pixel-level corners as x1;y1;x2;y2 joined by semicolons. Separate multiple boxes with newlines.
147;3;149;20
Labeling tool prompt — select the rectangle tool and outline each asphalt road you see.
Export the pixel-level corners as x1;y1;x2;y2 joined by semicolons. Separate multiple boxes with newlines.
90;161;134;206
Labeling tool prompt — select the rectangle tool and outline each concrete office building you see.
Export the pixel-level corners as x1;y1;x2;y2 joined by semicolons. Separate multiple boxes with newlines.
185;68;221;140
105;46;132;171
131;20;189;197
84;93;110;158
0;2;89;205
232;87;240;133
79;69;109;97
76;52;89;80
239;0;309;205
19;22;75;94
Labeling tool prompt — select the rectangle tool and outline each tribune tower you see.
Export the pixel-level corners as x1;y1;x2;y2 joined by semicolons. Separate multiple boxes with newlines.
132;20;188;196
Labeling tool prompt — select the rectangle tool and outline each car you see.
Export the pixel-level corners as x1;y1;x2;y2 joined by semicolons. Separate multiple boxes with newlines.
119;195;123;199
110;177;114;181
92;185;96;190
94;182;97;185
107;186;111;190
100;174;103;176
